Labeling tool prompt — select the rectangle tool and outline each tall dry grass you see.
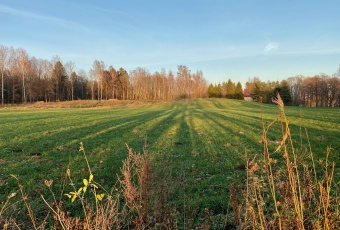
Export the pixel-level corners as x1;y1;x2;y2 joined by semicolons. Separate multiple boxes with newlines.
228;94;339;229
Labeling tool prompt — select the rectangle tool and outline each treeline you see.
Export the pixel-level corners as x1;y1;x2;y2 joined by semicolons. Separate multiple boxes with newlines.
287;74;340;107
246;79;292;104
208;79;244;99
2;44;339;107
246;74;340;107
0;45;208;104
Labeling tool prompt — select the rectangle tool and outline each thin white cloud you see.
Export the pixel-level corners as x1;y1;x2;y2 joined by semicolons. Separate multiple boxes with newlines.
278;48;340;56
116;43;262;68
0;4;89;31
264;42;279;52
81;4;137;28
88;5;132;18
124;41;340;68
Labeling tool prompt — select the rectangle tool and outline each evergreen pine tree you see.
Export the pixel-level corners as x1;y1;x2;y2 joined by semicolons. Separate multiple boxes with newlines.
208;83;214;97
274;80;292;104
216;83;222;98
226;79;235;99
234;82;244;99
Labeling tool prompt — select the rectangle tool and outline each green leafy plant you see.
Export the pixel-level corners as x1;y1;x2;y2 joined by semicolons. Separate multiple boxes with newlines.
64;143;105;204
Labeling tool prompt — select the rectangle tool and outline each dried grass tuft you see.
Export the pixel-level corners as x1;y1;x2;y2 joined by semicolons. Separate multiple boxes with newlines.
228;93;340;230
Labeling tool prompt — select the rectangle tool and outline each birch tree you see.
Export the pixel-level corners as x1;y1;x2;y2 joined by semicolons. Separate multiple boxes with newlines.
17;48;29;103
90;60;105;100
0;45;8;105
64;61;76;100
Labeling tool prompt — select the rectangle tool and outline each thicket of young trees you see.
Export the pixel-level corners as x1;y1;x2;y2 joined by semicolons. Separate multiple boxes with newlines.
208;79;244;99
246;74;340;107
245;79;292;104
0;45;208;104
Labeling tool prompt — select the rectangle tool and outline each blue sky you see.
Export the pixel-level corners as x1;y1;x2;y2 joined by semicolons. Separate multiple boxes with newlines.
1;0;339;86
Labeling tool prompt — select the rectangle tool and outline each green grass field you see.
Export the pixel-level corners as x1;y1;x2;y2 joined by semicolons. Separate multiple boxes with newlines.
0;98;339;228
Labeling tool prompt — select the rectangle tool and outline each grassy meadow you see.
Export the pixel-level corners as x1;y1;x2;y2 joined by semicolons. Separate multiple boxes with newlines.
0;98;339;228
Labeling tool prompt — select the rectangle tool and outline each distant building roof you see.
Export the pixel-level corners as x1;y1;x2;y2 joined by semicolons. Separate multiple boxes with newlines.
244;88;250;97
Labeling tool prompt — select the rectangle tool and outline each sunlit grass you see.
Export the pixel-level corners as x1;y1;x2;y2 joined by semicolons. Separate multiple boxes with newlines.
0;99;339;227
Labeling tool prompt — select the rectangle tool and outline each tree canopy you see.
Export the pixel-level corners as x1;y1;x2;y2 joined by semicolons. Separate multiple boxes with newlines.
208;79;243;100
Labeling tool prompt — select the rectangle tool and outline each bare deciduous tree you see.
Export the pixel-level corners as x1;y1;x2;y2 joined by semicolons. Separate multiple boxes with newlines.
0;45;8;105
64;61;76;100
90;60;105;100
16;48;29;103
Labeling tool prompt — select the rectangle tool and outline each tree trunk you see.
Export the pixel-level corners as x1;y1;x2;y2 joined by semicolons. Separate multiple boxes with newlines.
1;71;3;105
22;73;26;103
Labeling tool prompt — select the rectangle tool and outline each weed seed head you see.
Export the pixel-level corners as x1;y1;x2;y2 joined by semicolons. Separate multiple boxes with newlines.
272;93;284;112
44;179;53;188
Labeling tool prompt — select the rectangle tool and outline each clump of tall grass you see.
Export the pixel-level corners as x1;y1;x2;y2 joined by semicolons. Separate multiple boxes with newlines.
118;144;151;228
228;94;339;229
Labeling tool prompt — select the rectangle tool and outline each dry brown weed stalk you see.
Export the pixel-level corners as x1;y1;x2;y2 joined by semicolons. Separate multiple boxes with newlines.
118;143;151;229
230;93;339;230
